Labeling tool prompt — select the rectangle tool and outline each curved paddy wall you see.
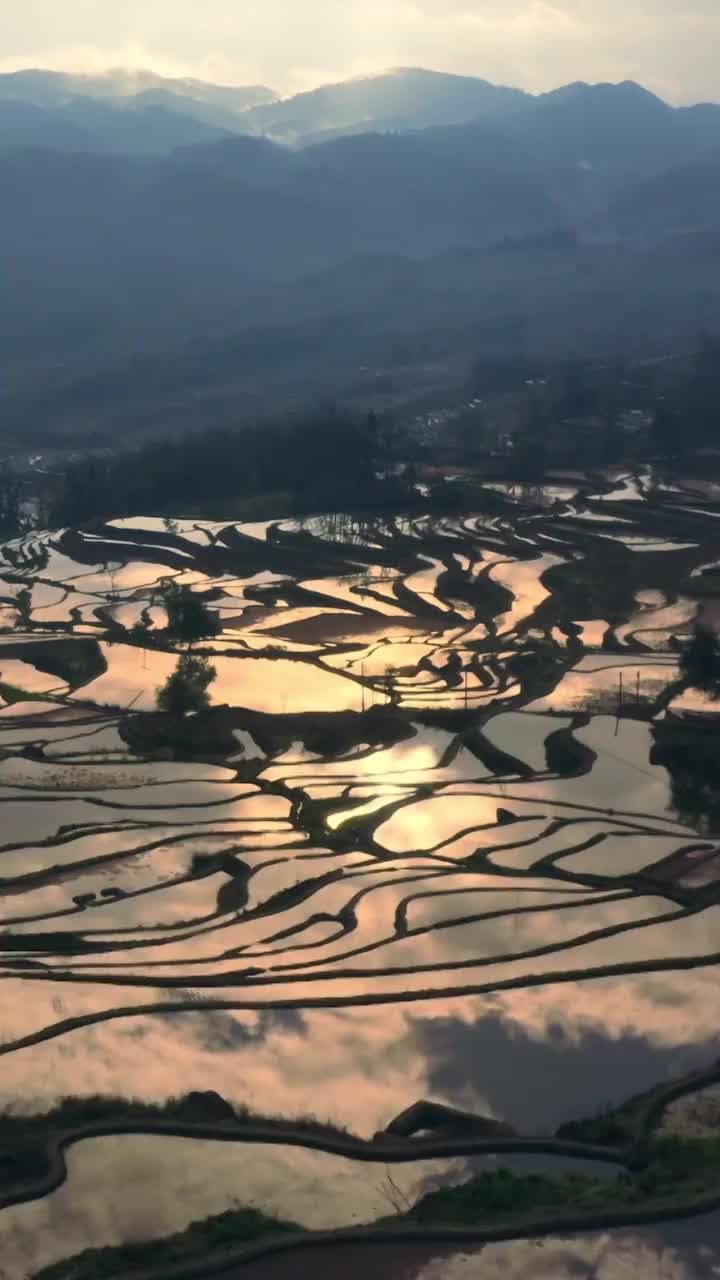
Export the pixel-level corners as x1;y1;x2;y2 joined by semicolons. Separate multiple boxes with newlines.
1;473;720;1276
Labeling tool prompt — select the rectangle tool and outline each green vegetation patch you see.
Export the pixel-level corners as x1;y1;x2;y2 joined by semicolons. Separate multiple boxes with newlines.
634;1137;720;1199
34;1207;304;1279
36;1140;720;1280
408;1167;621;1224
407;1137;720;1228
0;682;53;706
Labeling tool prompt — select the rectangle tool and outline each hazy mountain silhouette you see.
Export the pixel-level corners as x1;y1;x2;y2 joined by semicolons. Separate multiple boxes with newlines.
0;68;276;112
0;69;277;151
611;156;720;235
0;98;232;154
239;67;528;141
506;80;720;176
0;99;96;151
4;64;720;435
0;127;561;348
2;65;720;163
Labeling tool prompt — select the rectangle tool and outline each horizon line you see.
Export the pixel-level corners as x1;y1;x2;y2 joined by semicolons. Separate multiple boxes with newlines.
0;62;713;109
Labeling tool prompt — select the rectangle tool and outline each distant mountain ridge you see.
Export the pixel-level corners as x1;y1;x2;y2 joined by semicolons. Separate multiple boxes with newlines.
2;64;719;154
3;63;720;407
0;64;712;160
0;68;277;112
239;67;529;142
0;97;232;155
0;69;279;152
0;65;530;148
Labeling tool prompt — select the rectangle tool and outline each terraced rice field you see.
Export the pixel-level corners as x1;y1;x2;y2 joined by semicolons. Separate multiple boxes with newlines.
1;471;720;1276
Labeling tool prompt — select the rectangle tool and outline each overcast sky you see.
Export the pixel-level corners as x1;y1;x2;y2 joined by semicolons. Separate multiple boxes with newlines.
2;0;719;103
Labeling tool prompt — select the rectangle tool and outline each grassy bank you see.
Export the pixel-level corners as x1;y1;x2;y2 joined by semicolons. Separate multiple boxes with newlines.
33;1138;720;1279
34;1208;304;1279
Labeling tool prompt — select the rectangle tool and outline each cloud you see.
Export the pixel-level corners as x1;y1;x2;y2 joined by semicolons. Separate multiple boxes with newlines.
415;1008;718;1132
0;43;243;85
1;0;720;101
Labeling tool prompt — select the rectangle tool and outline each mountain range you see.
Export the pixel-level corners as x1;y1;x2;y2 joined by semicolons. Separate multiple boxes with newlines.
1;65;719;154
0;68;276;113
3;65;720;437
0;66;526;148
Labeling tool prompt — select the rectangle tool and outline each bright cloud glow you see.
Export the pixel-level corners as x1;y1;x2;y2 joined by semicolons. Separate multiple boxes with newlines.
1;0;719;102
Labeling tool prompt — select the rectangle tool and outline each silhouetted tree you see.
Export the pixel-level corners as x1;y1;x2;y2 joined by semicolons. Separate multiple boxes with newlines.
512;390;549;481
561;357;597;419
679;624;720;700
652;725;720;833
452;410;486;459
52;408;388;526
652;401;681;454
15;587;33;628
157;653;217;716
0;467;22;540
160;583;220;646
599;363;625;464
382;665;399;706
688;334;720;447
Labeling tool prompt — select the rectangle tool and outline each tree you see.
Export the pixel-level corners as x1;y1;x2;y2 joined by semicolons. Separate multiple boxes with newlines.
130;620;150;645
600;364;624;465
15;587;32;628
160;583;220;646
511;389;550;482
652;401;681;454
652;723;720;833
382;665;399;706
156;652;217;716
0;467;22;540
561;357;597;419
688;334;720;448
679;624;720;700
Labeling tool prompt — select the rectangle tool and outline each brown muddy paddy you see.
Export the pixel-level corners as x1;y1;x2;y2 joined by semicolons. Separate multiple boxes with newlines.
1;476;720;1275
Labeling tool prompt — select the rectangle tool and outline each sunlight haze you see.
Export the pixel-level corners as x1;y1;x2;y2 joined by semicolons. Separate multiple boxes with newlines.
2;0;719;101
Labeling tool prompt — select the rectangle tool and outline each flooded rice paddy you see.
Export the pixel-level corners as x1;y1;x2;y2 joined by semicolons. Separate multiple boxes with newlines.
1;473;720;1274
229;1212;720;1280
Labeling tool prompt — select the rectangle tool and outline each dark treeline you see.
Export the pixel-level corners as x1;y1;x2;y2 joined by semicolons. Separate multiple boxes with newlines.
47;337;720;529
652;336;720;453
464;336;720;476
0;468;22;540
52;408;410;525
